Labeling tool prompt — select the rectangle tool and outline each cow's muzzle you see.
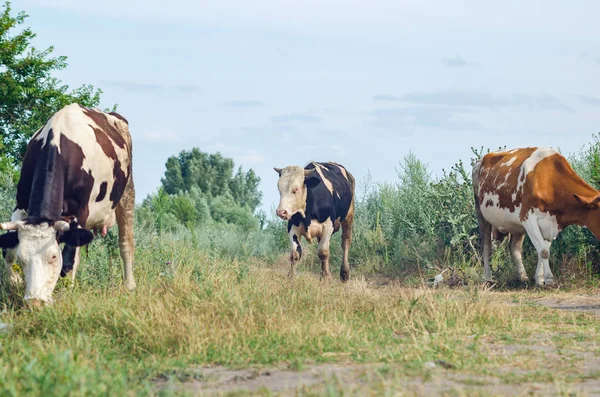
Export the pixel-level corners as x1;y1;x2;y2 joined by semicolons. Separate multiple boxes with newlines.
276;209;290;220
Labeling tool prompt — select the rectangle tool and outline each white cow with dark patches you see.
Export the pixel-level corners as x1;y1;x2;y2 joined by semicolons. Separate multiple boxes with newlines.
274;162;355;282
0;103;135;306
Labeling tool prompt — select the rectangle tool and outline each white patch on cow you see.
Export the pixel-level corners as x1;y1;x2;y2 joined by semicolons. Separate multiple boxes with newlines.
331;163;349;180
479;192;525;235
316;218;334;254
11;209;27;222
514;148;557;196
529;208;561;241
521;208;560;285
502;156;518;167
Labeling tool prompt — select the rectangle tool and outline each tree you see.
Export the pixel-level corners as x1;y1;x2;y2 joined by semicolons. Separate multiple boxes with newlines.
161;148;262;212
0;1;103;169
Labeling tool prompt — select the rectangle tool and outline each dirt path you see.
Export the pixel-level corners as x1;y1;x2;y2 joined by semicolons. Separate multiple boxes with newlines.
156;288;600;396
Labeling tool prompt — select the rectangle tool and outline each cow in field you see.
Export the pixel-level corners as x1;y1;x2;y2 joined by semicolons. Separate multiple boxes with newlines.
274;162;355;282
0;103;135;306
472;147;600;286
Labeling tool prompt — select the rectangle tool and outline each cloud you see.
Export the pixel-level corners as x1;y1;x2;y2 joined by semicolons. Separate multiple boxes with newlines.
330;144;348;157
442;55;468;67
203;141;265;166
373;94;402;102
140;130;180;143
535;95;574;113
235;150;265;165
270;113;323;123
222;100;266;108
581;51;600;65
373;90;573;112
370;106;480;130
100;80;201;93
580;95;600;106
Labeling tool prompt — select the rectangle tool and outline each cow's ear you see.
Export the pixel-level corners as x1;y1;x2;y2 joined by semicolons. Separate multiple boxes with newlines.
574;193;600;209
0;232;19;249
304;175;321;189
59;228;94;247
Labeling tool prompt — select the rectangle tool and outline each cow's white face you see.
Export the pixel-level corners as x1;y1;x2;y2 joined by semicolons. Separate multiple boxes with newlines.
274;166;320;220
16;223;64;305
0;220;94;307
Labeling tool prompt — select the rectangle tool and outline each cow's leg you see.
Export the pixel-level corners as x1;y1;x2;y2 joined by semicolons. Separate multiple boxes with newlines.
340;213;353;283
509;233;529;282
478;217;493;281
522;221;553;286
3;246;22;284
116;178;136;290
317;219;334;281
69;247;81;284
288;224;304;279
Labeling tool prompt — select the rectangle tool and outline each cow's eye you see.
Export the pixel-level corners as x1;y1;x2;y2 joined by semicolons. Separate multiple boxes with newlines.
51;255;58;261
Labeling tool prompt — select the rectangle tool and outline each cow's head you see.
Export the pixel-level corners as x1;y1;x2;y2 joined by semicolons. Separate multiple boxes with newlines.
0;220;94;306
273;166;321;220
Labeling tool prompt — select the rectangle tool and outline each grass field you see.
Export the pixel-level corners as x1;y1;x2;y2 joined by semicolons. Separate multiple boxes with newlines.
2;230;600;397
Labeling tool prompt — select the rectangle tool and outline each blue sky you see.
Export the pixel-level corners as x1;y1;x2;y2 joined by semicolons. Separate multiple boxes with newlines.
19;0;600;214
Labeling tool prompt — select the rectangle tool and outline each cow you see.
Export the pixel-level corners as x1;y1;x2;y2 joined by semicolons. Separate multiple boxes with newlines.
274;162;355;282
0;103;135;306
472;146;600;286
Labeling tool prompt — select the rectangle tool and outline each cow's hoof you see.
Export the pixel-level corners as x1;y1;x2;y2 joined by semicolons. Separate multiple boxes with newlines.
483;279;496;288
518;274;530;283
125;281;136;290
320;273;333;282
544;278;556;287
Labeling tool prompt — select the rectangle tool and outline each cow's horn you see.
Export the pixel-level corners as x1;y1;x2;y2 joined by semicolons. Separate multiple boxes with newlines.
273;167;283;175
54;220;70;231
0;221;24;231
304;169;313;177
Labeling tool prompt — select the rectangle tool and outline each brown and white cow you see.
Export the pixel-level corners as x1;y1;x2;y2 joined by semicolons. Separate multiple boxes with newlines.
472;147;600;286
274;162;355;282
0;103;135;306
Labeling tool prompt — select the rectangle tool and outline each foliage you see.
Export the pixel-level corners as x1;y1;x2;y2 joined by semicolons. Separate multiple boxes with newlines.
161;148;262;212
0;1;103;169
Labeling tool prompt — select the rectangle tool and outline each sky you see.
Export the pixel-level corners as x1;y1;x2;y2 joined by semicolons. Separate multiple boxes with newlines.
16;0;600;215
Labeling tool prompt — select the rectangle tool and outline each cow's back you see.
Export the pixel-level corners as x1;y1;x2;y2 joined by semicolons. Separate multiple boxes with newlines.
16;104;132;229
304;162;354;225
474;147;598;231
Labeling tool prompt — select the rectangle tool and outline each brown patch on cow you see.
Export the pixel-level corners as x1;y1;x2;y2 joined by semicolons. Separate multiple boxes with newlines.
541;249;549;259
83;108;127;149
96;182;108;202
108;112;129;125
476;148;537;214
59;134;94;227
109;160;128;209
88;124;130;209
485;199;494;207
